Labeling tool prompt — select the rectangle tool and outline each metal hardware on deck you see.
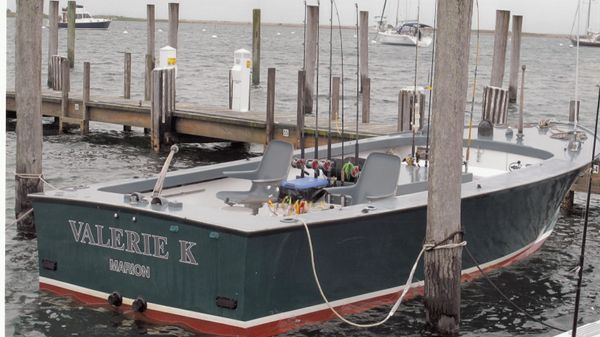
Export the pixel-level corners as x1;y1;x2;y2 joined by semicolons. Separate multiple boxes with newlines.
215;296;238;310
131;216;136;222
280;217;298;224
361;205;377;214
124;192;146;205
113;213;119;219
107;292;123;307
41;259;57;271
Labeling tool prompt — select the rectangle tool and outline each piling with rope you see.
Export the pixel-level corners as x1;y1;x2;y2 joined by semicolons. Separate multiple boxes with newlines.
15;0;44;236
425;0;474;334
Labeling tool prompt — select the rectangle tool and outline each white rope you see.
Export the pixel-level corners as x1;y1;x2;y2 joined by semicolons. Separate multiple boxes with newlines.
5;208;34;229
297;217;466;328
14;173;60;191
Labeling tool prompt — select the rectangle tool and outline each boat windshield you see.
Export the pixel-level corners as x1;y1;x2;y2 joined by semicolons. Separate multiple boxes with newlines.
397;23;433;38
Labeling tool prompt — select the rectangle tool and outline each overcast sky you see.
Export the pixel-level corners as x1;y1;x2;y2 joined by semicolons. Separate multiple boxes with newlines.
7;0;599;35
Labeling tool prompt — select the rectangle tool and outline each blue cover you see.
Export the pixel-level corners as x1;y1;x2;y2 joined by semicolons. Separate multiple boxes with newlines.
280;177;329;190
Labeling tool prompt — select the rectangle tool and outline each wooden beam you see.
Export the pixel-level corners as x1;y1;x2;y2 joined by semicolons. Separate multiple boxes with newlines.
252;9;261;85
47;0;59;87
168;3;179;49
361;77;370;123
145;4;155;101
508;15;523;102
359;11;369;89
59;57;70;133
15;0;44;235
67;1;75;68
490;10;510;87
266;68;275;143
303;5;318;114
82;61;90;135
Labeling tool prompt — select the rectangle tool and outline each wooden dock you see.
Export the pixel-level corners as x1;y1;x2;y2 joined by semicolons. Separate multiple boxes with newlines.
5;90;398;149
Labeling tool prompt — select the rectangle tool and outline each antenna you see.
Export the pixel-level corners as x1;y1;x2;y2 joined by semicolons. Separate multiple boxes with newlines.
314;0;321;161
327;0;333;161
355;3;360;162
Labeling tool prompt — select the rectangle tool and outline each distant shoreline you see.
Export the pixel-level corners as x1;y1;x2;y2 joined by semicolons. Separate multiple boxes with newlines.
6;13;570;39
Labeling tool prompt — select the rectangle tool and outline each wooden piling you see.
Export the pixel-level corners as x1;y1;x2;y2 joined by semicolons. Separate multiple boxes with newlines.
490;10;510;87
297;70;306;150
508;15;523;102
266;68;275;143
359;11;369;88
15;0;44;235
331;77;340;120
151;68;176;152
252;9;261;85
425;0;474;334
67;1;76;68
398;88;426;132
168;3;179;49
361;77;370;123
123;52;132;131
303;5;319;114
47;0;59;87
59;57;70;134
145;4;155;101
124;52;131;99
228;69;233;109
518;65;525;136
81;61;90;135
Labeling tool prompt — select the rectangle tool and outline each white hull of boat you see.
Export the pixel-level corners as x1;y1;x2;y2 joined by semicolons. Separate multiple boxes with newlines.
377;31;432;47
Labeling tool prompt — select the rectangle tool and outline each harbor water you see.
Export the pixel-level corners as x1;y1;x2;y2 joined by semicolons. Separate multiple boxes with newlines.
5;18;600;336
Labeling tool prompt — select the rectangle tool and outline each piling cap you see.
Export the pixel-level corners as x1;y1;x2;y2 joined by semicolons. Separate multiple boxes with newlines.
161;45;176;51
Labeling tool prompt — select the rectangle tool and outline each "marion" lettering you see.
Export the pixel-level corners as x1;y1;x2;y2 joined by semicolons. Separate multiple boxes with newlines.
109;258;151;278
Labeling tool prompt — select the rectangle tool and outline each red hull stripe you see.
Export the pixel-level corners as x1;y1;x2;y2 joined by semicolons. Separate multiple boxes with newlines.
39;233;549;337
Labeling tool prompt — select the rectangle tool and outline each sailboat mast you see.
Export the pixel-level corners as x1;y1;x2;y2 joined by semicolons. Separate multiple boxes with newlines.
395;0;400;27
586;0;592;34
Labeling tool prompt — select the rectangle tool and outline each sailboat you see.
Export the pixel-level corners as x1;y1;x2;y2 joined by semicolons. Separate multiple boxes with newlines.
570;0;600;47
376;0;433;47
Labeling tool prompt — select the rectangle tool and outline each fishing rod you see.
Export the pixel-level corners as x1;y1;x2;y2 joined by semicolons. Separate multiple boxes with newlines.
314;0;321;162
303;0;307;70
301;0;307;175
424;0;438;167
333;0;346;185
327;0;333;161
411;0;421;159
355;3;360;162
572;85;600;337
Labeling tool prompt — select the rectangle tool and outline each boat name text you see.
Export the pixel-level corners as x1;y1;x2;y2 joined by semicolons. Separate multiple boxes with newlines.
68;220;198;265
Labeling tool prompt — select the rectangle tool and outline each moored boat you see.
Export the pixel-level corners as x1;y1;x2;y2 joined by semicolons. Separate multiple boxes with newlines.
376;22;434;47
32;122;597;336
58;5;111;29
